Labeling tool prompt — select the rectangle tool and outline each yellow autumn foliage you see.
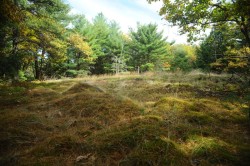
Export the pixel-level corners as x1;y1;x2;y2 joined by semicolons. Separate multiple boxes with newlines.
68;34;93;57
226;47;250;70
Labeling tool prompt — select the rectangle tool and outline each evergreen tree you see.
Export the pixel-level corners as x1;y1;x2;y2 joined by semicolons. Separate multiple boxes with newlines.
127;23;167;72
89;13;110;74
65;14;93;77
0;0;28;79
87;13;125;74
106;22;127;74
170;44;195;72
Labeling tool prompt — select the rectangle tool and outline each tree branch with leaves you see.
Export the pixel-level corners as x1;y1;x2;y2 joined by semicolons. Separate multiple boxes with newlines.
148;0;250;46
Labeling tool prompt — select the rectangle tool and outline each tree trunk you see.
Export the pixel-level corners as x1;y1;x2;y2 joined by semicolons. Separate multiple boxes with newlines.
11;27;20;80
34;56;40;80
241;29;250;47
239;18;250;47
12;28;19;55
76;52;80;71
34;48;45;80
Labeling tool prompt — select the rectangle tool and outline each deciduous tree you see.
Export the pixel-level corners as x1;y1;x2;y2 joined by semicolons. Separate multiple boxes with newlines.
148;0;250;46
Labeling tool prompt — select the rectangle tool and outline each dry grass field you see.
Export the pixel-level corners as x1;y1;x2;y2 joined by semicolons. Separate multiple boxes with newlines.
0;72;249;165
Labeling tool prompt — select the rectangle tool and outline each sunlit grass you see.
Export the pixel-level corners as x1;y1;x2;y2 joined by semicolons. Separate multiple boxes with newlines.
0;71;249;165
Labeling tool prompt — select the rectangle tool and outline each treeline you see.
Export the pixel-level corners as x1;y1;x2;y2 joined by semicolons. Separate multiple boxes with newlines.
0;0;249;82
0;0;198;81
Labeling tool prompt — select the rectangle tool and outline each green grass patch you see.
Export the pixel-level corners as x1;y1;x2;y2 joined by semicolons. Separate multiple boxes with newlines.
121;137;188;166
185;136;237;165
154;97;193;112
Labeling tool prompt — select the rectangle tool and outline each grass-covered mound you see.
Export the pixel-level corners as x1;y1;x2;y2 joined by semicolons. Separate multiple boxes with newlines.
85;116;188;165
184;136;237;165
0;73;249;165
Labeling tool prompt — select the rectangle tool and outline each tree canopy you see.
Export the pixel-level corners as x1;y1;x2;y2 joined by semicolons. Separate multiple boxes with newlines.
148;0;250;46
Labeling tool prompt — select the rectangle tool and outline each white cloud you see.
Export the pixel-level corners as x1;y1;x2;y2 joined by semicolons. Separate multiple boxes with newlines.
66;0;188;44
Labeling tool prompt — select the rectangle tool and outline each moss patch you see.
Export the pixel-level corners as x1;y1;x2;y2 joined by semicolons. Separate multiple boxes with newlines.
122;137;188;166
185;136;237;165
154;97;193;112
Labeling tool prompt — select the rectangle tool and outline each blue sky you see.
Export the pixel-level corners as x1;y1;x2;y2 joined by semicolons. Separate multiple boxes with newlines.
65;0;188;43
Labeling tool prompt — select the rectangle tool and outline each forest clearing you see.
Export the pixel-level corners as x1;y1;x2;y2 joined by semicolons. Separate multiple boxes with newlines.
1;0;250;165
0;72;249;165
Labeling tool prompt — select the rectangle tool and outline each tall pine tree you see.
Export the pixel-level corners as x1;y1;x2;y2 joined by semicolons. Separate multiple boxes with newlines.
128;23;167;72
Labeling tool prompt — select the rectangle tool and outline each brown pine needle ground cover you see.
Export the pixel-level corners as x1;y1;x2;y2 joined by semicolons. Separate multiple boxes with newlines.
0;72;249;165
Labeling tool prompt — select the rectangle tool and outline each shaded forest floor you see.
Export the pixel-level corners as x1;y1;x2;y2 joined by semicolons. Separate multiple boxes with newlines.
0;72;250;165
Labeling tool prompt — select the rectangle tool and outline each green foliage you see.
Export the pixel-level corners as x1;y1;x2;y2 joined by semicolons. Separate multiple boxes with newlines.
127;23;167;72
70;13;126;74
141;63;155;72
212;47;250;74
148;0;250;45
107;22;128;74
18;70;27;82
1;0;248;83
67;33;93;73
196;25;241;72
76;70;89;77
65;69;88;78
65;69;78;78
170;44;195;72
88;13;111;74
0;0;71;80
